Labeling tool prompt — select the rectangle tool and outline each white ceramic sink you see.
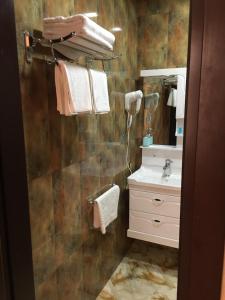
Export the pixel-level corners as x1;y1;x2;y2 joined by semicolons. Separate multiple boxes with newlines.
128;166;181;189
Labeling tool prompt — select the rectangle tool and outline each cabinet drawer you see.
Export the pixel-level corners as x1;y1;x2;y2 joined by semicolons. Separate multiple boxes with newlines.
130;190;180;218
129;211;180;241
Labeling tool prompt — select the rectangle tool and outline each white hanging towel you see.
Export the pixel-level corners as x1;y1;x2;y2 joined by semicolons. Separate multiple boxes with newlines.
93;185;120;234
167;88;177;107
176;74;186;118
89;69;110;114
55;60;93;115
43;14;115;50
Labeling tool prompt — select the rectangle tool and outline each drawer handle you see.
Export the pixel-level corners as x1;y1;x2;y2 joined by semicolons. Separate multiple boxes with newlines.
152;219;161;227
152;198;164;206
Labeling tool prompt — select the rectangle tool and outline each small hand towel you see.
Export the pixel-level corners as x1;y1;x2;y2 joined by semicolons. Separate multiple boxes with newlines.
55;60;93;115
167;88;177;107
93;185;120;234
176;75;186;118
89;69;110;114
43;14;115;50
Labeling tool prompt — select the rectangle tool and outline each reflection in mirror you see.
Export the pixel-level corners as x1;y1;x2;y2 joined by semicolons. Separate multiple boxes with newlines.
141;68;187;147
143;92;160;147
143;77;171;145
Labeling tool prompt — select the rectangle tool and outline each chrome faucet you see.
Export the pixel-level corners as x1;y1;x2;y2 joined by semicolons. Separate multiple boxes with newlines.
162;159;173;178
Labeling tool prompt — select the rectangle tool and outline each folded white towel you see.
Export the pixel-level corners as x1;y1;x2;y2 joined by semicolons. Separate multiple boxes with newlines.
55;60;93;115
89;69;110;114
93;185;120;234
176;75;186;118
43;14;115;50
53;39;113;60
167;88;177;107
45;29;113;50
44;14;115;45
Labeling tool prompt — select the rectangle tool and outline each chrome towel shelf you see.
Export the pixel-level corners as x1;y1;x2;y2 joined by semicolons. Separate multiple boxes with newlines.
24;30;121;64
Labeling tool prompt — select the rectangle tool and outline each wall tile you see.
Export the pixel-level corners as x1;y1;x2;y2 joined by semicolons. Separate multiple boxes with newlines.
168;0;190;67
33;239;56;287
138;13;169;69
29;175;55;250
43;0;74;17
52;164;82;267
22;62;51;180
56;249;83;300
138;0;189;70
35;273;58;300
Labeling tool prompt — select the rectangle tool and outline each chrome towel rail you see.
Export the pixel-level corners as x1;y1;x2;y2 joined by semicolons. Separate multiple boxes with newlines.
24;31;121;64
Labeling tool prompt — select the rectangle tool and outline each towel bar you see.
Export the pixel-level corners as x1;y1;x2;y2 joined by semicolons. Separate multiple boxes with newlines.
88;183;115;205
24;31;121;64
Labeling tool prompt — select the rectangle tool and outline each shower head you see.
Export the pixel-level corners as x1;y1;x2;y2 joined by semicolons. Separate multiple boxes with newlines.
145;93;160;111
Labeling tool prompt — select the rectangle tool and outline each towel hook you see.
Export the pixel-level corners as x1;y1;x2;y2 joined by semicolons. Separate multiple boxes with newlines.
85;57;94;69
50;42;58;65
102;60;106;73
101;59;112;77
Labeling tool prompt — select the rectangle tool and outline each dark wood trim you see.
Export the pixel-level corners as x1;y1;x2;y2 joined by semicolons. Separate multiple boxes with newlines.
0;178;12;300
178;0;225;299
178;0;205;298
0;243;7;300
0;1;35;300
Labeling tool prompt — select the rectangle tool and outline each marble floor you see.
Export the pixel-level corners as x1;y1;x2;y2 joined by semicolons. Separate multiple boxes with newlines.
97;241;178;300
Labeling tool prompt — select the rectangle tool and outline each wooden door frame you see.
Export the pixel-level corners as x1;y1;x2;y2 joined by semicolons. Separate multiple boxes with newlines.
178;0;225;299
0;0;224;300
0;0;35;299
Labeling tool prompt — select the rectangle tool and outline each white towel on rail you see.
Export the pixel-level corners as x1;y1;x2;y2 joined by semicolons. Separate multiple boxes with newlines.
43;14;115;50
55;60;93;115
93;185;120;234
167;88;177;107
89;69;110;114
176;75;186;118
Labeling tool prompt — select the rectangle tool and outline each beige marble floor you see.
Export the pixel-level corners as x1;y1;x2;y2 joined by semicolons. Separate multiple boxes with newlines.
97;241;178;300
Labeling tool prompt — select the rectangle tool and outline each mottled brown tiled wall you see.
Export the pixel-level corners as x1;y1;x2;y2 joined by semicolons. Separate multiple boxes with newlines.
138;0;189;144
14;0;141;299
137;0;190;69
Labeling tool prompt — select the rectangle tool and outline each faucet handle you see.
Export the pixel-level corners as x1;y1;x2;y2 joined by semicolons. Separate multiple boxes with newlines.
165;158;173;164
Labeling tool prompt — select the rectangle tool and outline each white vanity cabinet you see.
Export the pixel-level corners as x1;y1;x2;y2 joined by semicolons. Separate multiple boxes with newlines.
127;145;182;249
127;185;181;248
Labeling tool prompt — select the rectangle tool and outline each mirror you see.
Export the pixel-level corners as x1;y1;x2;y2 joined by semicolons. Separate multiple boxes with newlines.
140;68;187;147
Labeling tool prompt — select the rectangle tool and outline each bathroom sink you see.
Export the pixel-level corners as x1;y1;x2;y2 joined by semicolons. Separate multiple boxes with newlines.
128;166;181;189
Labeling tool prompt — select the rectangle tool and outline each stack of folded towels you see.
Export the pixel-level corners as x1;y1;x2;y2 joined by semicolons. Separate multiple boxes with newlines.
44;14;113;115
43;14;115;51
55;60;110;115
